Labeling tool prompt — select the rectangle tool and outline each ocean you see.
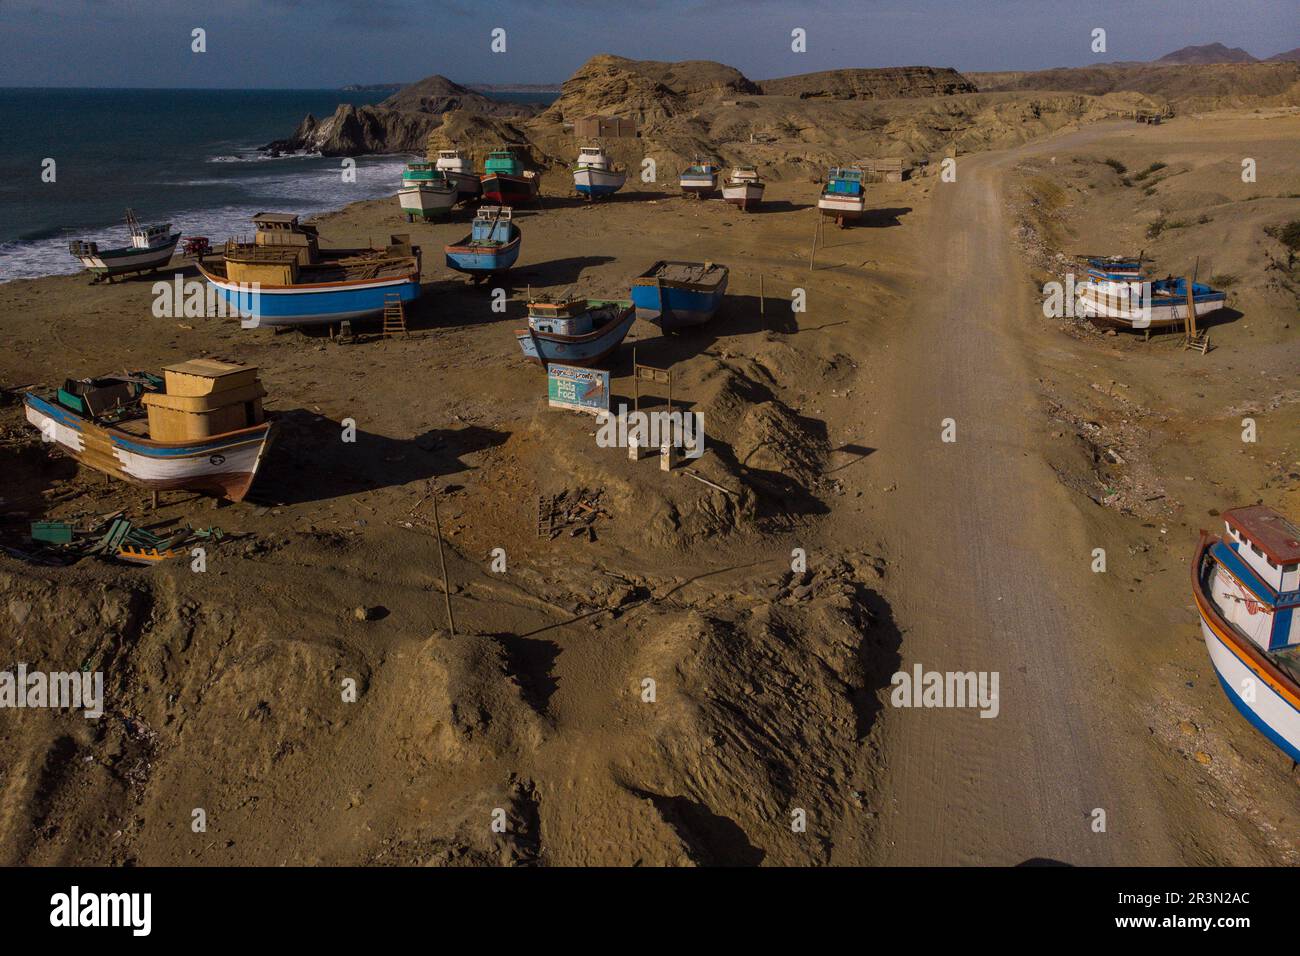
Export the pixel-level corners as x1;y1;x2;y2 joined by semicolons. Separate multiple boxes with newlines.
0;87;554;283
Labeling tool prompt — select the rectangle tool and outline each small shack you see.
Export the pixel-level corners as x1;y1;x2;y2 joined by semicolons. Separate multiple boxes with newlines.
862;158;908;182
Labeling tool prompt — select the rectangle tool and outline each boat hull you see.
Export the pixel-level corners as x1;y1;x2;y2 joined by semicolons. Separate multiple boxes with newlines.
441;168;482;201
398;184;457;221
481;173;536;206
444;234;522;275
73;233;181;277
573;166;626;199
198;264;421;327
24;393;276;502
515;307;636;367
1080;287;1228;329
818;195;865;219
630;273;728;332
680;176;717;197
722;182;765;210
1193;536;1300;762
1200;619;1300;762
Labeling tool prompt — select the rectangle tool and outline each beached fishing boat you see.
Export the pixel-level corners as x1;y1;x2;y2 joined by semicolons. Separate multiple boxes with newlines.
434;149;482;202
630;261;729;332
515;297;636;367
1078;274;1227;330
818;166;866;224
444;206;521;278
721;166;765;211
572;146;626;200
23;359;276;502
197;213;421;328
679;161;719;198
397;163;458;221
1192;505;1300;762
481;148;539;206
68;209;180;282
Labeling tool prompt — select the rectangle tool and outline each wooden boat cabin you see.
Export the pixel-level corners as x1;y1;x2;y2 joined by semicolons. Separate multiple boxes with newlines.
216;213;419;286
528;298;602;336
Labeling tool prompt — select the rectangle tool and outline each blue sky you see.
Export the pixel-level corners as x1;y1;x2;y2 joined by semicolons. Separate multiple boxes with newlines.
0;0;1294;87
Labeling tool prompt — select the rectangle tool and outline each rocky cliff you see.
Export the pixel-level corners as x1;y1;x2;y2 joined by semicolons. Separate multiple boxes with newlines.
759;66;976;99
542;54;759;125
265;74;539;157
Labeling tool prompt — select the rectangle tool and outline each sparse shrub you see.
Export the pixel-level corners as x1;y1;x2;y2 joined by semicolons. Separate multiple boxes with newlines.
1270;220;1300;251
1133;161;1167;182
1103;157;1127;174
1143;186;1156;196
1146;217;1167;239
1197;213;1211;224
1210;273;1238;288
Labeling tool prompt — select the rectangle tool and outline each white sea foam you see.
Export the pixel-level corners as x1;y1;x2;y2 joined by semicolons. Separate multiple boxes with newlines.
0;154;413;283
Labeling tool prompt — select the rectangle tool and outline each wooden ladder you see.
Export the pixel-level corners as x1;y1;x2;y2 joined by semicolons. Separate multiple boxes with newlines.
382;293;407;338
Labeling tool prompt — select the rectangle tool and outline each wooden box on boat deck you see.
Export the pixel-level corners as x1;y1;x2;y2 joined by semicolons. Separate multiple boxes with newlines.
163;359;259;397
144;362;265;441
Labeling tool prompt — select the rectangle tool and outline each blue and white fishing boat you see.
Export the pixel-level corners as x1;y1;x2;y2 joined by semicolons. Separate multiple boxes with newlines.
197;213;421;328
1193;505;1300;762
444;206;521;278
397;163;458;221
515;297;636;368
572;146;626;200
1079;274;1227;330
679;161;719;198
818;166;866;224
68;209;180;282
23;359;276;502
630;261;728;332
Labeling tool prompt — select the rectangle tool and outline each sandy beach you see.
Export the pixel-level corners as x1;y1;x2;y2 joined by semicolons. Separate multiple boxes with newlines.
1;107;1297;866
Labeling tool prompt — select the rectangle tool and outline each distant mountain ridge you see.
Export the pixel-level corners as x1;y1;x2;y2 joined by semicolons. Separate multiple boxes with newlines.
1156;42;1257;64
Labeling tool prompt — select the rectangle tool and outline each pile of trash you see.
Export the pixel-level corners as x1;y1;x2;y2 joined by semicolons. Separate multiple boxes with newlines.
12;511;226;566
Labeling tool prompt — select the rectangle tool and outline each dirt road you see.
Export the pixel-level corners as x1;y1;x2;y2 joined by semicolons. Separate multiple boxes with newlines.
860;128;1176;865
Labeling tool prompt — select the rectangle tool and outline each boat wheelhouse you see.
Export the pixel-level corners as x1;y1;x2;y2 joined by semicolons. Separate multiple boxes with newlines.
398;163;458;221
22;359;276;502
1078;275;1227;330
1192;505;1300;761
572;146;627;200
68;209;181;282
679;161;720;198
818;167;866;224
629;261;729;332
444;206;521;278
434;149;482;201
515;297;636;367
721;165;765;211
481;147;539;206
197;213;421;328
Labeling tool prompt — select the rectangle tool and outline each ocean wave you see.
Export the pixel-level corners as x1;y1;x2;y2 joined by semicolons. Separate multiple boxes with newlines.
206;149;323;163
0;155;416;283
